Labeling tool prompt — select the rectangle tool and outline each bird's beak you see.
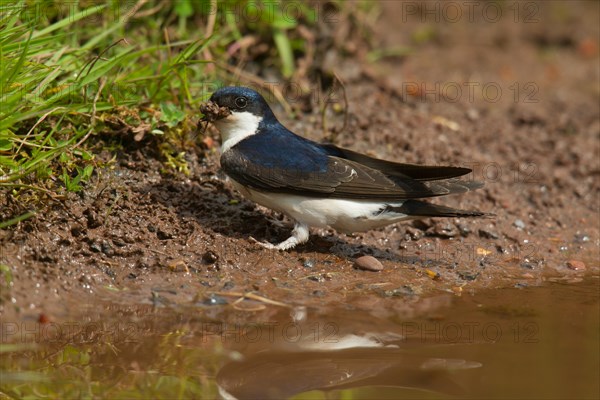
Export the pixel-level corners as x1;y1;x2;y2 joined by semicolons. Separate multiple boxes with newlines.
200;100;231;122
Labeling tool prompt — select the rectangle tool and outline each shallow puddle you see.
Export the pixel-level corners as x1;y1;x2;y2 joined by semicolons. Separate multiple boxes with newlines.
1;278;598;399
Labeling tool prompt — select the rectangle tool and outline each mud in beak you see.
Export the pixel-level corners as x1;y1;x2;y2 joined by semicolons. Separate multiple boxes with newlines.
200;100;231;122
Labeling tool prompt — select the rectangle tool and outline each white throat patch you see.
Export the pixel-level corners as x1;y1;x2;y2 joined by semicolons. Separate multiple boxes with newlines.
213;111;262;153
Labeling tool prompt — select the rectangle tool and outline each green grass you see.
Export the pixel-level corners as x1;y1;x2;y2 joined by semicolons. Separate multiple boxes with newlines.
0;0;327;227
0;328;222;399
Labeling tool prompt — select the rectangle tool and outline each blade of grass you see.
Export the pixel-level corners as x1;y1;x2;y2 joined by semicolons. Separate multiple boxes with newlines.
0;210;36;228
32;4;107;38
273;29;294;78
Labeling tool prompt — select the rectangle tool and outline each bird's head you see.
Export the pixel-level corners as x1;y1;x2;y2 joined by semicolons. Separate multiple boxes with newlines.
200;86;277;151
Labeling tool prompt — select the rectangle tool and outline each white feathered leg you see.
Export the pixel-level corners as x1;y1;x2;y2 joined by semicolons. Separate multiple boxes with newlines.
250;222;310;250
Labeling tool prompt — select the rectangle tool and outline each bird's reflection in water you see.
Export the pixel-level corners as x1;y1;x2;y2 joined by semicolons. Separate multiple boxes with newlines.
216;317;482;400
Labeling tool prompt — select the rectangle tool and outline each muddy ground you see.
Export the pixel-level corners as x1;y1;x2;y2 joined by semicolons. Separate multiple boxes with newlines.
1;1;599;323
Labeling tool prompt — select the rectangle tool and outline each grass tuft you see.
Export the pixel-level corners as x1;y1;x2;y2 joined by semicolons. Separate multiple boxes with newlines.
0;0;367;228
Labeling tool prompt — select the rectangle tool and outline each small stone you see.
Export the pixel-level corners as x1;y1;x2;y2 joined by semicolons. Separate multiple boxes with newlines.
84;208;103;229
520;262;536;270
101;241;114;256
513;219;526;229
456;223;472;237
300;258;315;268
574;233;590;243
566;260;586;271
112;238;126;247
354;255;384;272
71;225;84;237
222;281;235;290
428;223;459;238
478;228;499;240
383;285;416;297
466;108;480;121
89;242;102;253
405;226;424;240
458;271;479;281
156;229;172;240
202;251;218;264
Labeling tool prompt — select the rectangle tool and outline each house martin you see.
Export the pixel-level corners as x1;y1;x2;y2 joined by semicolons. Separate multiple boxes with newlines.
201;86;489;250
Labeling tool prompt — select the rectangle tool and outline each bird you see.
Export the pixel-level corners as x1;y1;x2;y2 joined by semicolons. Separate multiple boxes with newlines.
201;86;490;251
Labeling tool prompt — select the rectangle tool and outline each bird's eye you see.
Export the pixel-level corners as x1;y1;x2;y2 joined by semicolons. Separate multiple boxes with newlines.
235;97;247;108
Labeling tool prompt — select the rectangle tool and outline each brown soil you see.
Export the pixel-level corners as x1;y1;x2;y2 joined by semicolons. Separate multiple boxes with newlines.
1;1;599;323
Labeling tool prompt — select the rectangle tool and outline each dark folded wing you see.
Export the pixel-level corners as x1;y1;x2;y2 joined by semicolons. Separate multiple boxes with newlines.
221;147;481;200
321;144;471;181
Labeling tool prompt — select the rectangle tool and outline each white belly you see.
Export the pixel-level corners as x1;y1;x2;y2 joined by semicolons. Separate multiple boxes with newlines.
231;181;412;233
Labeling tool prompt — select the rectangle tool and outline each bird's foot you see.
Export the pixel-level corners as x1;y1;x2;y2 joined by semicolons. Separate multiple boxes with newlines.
249;222;309;251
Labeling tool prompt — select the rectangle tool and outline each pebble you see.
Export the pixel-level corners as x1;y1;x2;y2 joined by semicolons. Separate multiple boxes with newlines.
112;237;126;247
566;260;586;271
156;229;173;240
383;285;416;297
300;258;315;268
84;208;103;229
428;223;459;238
202;251;218;264
520;262;536;270
222;281;235;290
70;225;84;237
574;233;590;243
404;226;424;240
456;223;472;237
354;255;384;272
89;242;102;253
466;108;480;121
101;241;114;256
478;228;499;240
513;219;526;229
458;271;479;281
